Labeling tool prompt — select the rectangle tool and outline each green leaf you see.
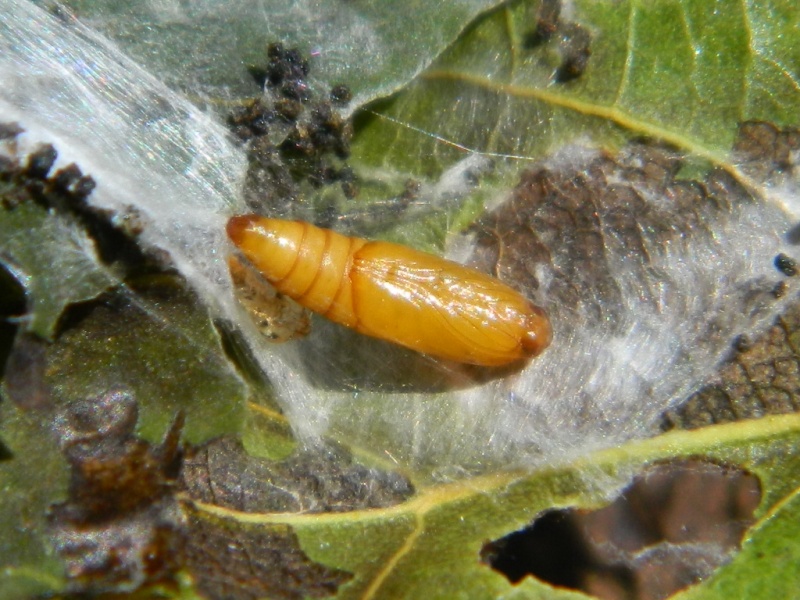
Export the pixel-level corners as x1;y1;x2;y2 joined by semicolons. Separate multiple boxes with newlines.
352;0;800;183
0;275;252;596
2;0;800;597
43;275;248;444
63;0;504;104
0;197;115;339
0;402;69;598
252;0;800;475
188;414;800;599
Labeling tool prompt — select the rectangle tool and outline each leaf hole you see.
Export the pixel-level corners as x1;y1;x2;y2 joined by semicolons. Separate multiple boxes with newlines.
480;458;761;600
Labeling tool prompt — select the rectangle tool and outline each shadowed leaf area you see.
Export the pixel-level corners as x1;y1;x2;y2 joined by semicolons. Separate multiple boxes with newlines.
181;437;414;514
184;508;353;600
663;300;800;430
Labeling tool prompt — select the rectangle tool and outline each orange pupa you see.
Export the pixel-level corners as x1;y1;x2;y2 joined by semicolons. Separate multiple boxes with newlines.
227;215;551;367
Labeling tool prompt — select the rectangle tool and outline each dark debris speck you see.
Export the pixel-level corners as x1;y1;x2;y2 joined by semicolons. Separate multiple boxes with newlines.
230;44;357;215
775;253;797;277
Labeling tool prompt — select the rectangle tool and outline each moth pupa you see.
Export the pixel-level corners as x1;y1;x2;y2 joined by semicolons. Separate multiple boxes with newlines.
227;215;551;367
